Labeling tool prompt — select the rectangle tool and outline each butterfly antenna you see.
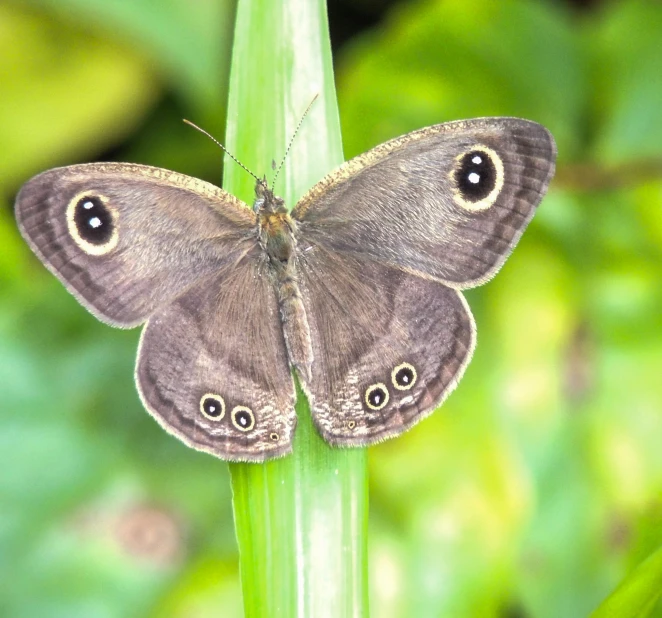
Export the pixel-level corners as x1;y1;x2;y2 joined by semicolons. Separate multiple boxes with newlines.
183;119;261;184
272;94;319;188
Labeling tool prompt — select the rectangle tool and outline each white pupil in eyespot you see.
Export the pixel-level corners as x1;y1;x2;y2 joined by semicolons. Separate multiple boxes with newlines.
374;393;382;404
468;172;480;184
472;155;482;164
83;201;94;209
89;217;102;228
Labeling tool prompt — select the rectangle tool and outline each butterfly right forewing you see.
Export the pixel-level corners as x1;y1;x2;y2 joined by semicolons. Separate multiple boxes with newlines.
293;117;556;288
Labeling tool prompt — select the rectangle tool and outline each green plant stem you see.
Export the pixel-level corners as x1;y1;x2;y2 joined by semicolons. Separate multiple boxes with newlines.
224;1;369;616
591;544;662;618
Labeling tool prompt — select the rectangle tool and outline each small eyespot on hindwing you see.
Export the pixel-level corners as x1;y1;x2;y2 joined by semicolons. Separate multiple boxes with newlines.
391;362;417;391
231;406;255;432
200;394;226;421
365;383;389;411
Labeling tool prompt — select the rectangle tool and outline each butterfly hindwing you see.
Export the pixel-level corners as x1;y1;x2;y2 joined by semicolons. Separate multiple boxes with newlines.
296;247;475;445
135;253;296;462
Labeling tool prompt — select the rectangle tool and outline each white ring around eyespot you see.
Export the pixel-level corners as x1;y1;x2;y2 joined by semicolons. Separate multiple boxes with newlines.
450;145;505;212
391;362;417;391
231;406;255;432
364;383;390;411
199;393;226;422
65;192;119;255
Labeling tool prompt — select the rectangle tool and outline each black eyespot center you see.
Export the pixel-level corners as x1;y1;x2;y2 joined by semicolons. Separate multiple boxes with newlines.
232;406;255;432
73;195;114;245
455;149;497;202
365;383;389;411
392;363;417;391
200;394;225;421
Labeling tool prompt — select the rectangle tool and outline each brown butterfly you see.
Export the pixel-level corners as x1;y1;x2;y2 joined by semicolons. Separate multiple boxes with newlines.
15;117;556;462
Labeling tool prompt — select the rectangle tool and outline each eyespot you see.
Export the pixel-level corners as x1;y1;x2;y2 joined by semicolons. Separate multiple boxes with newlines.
391;362;417;391
231;406;255;432
347;420;356;430
364;383;389;411
451;146;504;211
199;394;225;421
270;432;279;441
66;193;119;255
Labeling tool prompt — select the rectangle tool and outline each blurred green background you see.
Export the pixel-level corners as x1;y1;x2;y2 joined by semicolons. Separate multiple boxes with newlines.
2;0;662;616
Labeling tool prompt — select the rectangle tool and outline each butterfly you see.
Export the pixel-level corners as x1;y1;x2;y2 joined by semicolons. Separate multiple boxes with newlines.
15;117;556;462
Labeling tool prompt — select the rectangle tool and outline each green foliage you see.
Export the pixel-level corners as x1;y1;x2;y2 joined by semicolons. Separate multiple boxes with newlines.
224;1;367;615
592;543;662;618
1;0;662;616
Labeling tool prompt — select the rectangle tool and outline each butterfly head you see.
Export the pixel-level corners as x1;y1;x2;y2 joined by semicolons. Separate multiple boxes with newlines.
254;177;286;214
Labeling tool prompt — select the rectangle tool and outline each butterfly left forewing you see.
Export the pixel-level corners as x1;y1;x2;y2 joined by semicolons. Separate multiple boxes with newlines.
296;248;475;446
136;252;296;462
16;163;256;327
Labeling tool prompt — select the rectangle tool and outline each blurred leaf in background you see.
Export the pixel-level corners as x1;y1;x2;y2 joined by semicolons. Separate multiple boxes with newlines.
1;0;662;617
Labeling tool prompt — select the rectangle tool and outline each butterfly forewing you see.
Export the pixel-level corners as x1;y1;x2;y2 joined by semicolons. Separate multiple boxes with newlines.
293;117;556;288
15;163;256;327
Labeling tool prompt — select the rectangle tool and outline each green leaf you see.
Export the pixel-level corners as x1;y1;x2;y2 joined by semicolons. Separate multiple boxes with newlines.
592;544;662;618
224;0;369;616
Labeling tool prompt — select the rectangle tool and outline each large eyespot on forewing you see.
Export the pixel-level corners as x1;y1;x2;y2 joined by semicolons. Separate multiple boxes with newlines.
66;192;119;255
450;145;505;212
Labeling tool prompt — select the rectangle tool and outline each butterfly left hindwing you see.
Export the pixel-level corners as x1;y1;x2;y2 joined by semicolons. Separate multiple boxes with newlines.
136;255;296;462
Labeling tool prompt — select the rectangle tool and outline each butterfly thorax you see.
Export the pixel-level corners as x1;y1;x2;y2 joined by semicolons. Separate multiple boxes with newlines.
255;183;313;382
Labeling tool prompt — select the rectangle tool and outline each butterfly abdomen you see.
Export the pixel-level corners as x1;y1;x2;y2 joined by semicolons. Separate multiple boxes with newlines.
258;205;313;382
275;260;313;382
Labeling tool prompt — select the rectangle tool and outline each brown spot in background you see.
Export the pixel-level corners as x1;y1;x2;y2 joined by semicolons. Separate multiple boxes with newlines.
564;321;595;404
605;512;631;553
113;504;186;567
